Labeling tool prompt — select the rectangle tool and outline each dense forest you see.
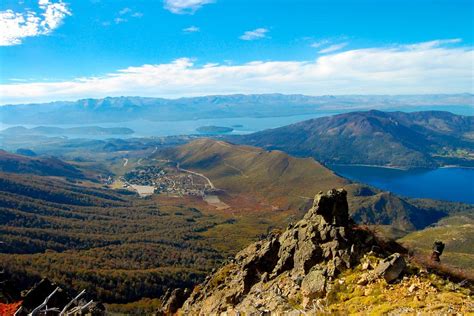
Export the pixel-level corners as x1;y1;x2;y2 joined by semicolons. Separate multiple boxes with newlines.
0;172;231;302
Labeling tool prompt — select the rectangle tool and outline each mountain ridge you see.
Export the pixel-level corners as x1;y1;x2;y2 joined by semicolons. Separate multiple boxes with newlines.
1;94;472;124
233;110;474;168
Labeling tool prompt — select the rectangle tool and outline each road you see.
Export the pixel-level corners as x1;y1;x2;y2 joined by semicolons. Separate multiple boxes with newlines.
177;163;215;189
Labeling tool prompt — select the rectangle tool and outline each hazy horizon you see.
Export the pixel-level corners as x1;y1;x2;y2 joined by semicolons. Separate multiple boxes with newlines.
1;0;473;104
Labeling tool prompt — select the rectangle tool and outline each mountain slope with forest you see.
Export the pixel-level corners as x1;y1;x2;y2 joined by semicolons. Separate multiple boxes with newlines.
1;140;472;308
234;110;474;168
160;139;460;231
0;150;88;179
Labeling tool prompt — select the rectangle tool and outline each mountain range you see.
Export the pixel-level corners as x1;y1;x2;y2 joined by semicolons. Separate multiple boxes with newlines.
1;94;472;124
233;110;474;168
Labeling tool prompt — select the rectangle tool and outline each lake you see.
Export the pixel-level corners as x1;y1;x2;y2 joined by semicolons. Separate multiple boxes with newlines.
330;165;474;204
1;105;471;139
0;113;336;139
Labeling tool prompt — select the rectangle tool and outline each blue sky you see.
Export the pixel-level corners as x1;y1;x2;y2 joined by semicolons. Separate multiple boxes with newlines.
0;0;473;104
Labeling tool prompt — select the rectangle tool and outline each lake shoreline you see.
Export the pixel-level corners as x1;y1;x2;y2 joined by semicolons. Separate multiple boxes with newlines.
329;164;474;204
329;163;474;171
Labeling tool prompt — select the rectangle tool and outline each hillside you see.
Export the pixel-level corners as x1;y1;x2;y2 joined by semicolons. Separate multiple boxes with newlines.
234;110;474;168
0;150;88;179
1;142;472;309
160;139;455;231
1;94;472;124
163;189;473;314
0;171;228;303
399;214;474;274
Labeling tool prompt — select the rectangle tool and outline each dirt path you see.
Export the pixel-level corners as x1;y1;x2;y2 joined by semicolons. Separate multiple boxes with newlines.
177;163;215;189
223;162;249;178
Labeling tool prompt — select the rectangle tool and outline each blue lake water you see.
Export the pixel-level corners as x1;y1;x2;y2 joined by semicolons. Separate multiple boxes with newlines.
1;105;471;139
330;165;474;204
0;113;336;139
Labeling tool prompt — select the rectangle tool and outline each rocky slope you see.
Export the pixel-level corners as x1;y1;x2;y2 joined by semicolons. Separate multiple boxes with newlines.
161;189;473;314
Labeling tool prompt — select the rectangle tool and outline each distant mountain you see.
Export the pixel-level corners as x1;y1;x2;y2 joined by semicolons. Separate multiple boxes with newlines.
234;110;474;168
1;126;134;136
0;150;87;179
0;94;472;124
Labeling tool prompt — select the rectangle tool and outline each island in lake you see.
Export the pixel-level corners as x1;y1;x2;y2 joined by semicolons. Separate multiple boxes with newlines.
196;125;234;134
1;126;135;136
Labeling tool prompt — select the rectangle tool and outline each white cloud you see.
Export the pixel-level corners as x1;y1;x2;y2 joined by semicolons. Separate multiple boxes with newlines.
319;42;348;54
183;25;200;33
310;40;330;48
0;0;71;46
0;40;472;104
240;28;268;41
405;38;462;50
105;8;142;25
119;8;131;15
114;17;127;24
163;0;213;14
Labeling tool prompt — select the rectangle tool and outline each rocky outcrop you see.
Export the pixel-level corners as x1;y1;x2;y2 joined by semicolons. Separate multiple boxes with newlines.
177;189;388;313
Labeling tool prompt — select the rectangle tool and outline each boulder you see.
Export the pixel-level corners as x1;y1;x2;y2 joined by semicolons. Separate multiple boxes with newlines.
301;269;326;307
160;288;191;315
373;253;406;283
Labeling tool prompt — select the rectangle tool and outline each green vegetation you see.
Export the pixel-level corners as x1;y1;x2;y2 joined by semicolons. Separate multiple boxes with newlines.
0;172;229;303
1;137;472;308
234;110;474;168
399;214;474;274
160;139;460;231
326;265;472;314
106;298;162;315
0;150;88;179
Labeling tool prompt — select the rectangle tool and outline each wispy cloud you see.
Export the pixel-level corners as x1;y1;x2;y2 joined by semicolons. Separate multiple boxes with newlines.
164;0;214;14
310;39;330;48
240;28;268;41
319;42;348;54
405;38;462;50
104;8;143;26
114;17;127;24
119;7;132;15
0;0;71;46
183;25;200;33
1;40;472;104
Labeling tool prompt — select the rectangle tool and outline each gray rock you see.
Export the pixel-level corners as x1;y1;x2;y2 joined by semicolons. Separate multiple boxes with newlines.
176;188;384;313
373;253;406;283
301;269;326;307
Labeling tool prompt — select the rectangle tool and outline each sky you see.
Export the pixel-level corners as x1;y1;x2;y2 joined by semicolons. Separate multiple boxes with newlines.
0;0;473;104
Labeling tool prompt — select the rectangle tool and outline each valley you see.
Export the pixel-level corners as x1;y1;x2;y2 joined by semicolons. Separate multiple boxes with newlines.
2;0;473;312
0;109;472;313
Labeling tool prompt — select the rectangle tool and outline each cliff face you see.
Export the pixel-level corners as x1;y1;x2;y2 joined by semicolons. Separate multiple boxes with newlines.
178;189;380;313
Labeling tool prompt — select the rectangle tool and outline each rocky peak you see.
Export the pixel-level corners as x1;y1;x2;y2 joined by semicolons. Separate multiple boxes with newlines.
172;188;383;314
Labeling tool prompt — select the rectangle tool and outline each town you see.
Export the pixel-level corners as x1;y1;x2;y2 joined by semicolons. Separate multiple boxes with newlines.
120;164;215;197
